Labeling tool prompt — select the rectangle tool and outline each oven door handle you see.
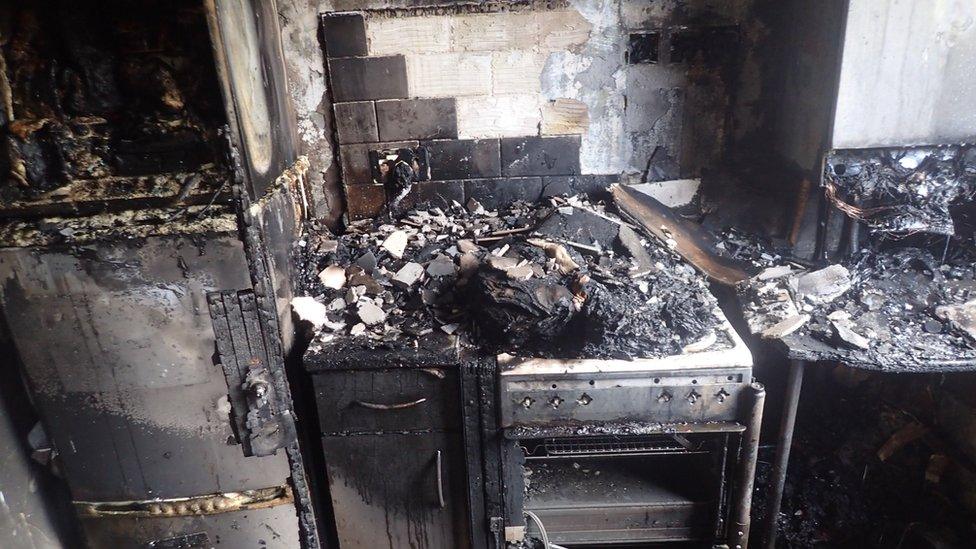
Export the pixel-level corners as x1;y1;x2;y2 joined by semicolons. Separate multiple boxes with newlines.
352;397;427;410
435;450;445;509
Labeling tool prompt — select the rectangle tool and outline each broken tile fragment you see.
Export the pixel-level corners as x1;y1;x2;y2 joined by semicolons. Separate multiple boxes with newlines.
467;198;485;214
292;296;329;328
318;239;339;254
761;314;810;339
348;272;383;294
393;262;425;287
356;251;378;273
832;318;871;350
796;264;851;303
426;256;457;277
357;301;387;326
382;230;409;258
345;285;364;304
935;299;976;342
756;265;793;281
318;265;347;289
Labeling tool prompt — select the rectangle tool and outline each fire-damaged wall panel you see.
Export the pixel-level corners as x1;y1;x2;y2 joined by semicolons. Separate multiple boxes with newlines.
832;0;976;149
307;0;762;221
0;234;300;548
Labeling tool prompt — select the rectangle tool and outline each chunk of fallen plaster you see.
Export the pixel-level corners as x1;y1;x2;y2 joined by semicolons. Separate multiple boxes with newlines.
318;265;346;289
761;314;810;339
357;301;387;326
292;297;328;328
832;319;871;350
936;299;976;342
382;230;409;258
797;265;851;303
393;262;425;287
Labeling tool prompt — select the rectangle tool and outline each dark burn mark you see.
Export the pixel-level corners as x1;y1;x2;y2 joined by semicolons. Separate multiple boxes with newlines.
628;32;660;64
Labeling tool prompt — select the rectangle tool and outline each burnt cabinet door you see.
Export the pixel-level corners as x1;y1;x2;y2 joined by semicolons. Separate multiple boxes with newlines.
322;431;471;549
313;368;460;435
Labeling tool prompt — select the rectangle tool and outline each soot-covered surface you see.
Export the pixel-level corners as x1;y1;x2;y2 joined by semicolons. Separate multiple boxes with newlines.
297;195;723;364
1;0;229;209
754;374;976;548
824;146;976;237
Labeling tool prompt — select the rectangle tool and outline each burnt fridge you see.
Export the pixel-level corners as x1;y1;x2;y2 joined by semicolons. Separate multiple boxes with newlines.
0;0;317;547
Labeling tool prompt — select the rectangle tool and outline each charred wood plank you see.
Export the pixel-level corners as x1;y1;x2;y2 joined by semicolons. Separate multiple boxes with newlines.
612;183;753;286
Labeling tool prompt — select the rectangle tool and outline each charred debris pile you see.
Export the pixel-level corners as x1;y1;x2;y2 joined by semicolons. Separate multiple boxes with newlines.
733;146;976;370
740;246;976;369
295;194;724;361
824;145;976;236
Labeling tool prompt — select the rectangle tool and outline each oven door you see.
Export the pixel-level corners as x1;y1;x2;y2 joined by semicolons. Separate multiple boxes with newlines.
520;433;737;546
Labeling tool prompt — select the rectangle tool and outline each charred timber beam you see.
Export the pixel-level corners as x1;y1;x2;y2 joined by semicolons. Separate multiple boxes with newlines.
611;184;752;286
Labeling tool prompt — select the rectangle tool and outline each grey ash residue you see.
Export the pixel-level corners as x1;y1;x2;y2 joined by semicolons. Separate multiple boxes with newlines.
296;196;721;361
740;243;976;371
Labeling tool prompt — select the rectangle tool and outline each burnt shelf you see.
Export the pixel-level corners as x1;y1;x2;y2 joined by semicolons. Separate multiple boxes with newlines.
0;0;232;220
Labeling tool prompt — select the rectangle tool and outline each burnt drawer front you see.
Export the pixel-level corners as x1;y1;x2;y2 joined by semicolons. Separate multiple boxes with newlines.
313;368;459;434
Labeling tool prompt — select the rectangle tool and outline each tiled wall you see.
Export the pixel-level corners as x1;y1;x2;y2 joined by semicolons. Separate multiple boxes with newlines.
320;3;747;221
321;8;617;220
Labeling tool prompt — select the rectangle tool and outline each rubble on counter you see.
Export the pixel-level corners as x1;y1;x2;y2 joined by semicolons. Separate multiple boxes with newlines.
295;194;726;361
739;244;976;370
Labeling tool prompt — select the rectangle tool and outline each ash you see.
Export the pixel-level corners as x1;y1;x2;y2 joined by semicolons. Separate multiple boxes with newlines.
296;196;721;361
740;242;976;371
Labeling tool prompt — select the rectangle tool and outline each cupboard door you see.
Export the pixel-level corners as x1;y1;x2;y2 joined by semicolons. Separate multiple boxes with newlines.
322;432;470;548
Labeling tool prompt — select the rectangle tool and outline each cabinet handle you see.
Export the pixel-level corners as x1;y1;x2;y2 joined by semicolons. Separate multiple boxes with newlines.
352;397;427;410
420;368;446;379
435;450;445;509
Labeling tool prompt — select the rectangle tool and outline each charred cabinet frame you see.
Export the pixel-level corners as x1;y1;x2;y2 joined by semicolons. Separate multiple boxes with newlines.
305;344;477;549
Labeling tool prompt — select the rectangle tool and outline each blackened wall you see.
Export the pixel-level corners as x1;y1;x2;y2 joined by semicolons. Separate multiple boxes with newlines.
277;0;771;223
